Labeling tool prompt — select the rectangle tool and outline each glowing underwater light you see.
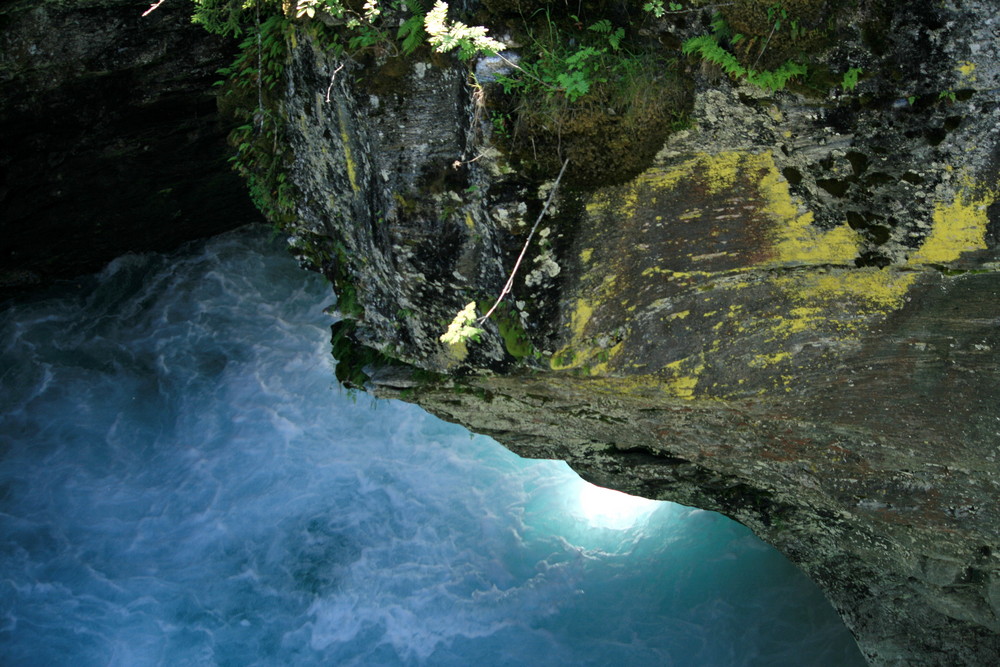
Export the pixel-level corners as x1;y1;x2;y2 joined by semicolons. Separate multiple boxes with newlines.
575;480;660;529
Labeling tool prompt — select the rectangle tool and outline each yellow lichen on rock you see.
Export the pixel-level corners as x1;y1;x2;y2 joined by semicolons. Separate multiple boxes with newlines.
750;351;792;368
662;354;706;400
336;103;360;194
550;298;595;370
556;149;1000;401
765;305;826;337
757;154;859;265
700;151;744;195
569;298;595;340
590;151;760;224
585;186;639;222
634;161;691;194
773;269;916;313
589;341;624;376
630;150;860;268
956;61;977;81
910;183;994;264
664;151;765;197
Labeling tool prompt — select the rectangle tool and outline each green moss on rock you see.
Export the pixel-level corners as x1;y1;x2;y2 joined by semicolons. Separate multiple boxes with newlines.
492;58;692;187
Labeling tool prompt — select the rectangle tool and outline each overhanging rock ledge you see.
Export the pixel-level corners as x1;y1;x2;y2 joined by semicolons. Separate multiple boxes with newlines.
267;2;1000;664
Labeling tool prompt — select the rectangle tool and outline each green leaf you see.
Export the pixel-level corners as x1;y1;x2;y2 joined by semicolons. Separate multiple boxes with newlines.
589;19;612;34
841;67;862;92
398;13;426;55
609;27;624;51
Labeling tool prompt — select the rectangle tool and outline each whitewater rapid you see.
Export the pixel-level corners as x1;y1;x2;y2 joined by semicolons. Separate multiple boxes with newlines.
0;226;864;666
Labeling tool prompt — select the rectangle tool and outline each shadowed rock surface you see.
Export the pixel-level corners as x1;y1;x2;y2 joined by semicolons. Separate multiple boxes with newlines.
271;2;1000;664
5;0;1000;664
0;0;255;293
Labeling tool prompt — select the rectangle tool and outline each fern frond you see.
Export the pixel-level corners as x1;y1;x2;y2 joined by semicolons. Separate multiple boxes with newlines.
745;61;807;92
682;35;746;78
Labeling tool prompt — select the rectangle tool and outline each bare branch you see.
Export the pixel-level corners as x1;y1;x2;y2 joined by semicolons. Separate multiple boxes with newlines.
325;63;345;103
141;0;167;17
478;157;570;324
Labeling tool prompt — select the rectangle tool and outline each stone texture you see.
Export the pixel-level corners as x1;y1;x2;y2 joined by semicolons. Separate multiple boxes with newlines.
0;0;256;293
261;1;1000;664
15;0;1000;662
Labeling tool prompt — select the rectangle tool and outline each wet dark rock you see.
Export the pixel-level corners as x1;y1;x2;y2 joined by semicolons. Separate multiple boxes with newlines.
0;0;256;295
269;2;1000;665
7;0;1000;664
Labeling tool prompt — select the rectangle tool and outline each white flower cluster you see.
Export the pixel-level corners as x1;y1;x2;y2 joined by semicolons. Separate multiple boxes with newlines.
440;302;485;345
424;1;504;60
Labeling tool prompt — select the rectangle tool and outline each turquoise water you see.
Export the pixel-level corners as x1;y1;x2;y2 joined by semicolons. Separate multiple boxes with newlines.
0;226;865;666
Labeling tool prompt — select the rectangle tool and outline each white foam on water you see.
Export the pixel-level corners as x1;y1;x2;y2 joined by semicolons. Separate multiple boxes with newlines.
0;226;865;666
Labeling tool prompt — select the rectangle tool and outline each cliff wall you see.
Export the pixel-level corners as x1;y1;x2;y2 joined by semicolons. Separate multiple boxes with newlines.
272;1;1000;664
6;0;999;664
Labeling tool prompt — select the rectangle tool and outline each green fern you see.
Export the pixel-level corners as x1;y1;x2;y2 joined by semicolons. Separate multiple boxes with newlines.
589;19;613;34
745;61;807;92
682;34;806;92
192;0;251;37
682;35;746;78
397;0;427;56
709;12;731;40
587;19;625;51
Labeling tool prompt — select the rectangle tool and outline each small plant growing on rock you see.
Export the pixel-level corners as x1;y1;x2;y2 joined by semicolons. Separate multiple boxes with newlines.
682;33;807;92
440;302;485;345
643;0;687;17
424;1;505;60
840;67;862;91
493;13;628;103
440;159;569;348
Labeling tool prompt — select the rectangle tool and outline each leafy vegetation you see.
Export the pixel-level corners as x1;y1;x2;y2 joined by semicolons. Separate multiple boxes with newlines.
492;15;626;103
643;1;699;18
440;302;484;345
215;12;296;226
678;5;811;93
175;0;872;360
841;66;862;91
488;302;539;360
483;5;691;186
681;32;807;92
424;1;504;59
195;0;507;234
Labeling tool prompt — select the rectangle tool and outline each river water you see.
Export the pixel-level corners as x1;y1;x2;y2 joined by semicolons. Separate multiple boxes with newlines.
0;226;866;666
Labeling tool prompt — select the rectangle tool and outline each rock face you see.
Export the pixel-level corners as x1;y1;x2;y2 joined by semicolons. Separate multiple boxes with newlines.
270;1;1000;664
19;0;990;663
0;0;255;292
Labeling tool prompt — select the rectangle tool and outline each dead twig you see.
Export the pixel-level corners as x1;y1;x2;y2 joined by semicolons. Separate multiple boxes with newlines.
478;157;570;324
325;63;345;103
142;0;167;17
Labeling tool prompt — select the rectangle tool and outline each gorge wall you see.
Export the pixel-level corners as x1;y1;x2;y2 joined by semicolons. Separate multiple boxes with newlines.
271;2;1000;665
4;1;1000;665
0;0;255;293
